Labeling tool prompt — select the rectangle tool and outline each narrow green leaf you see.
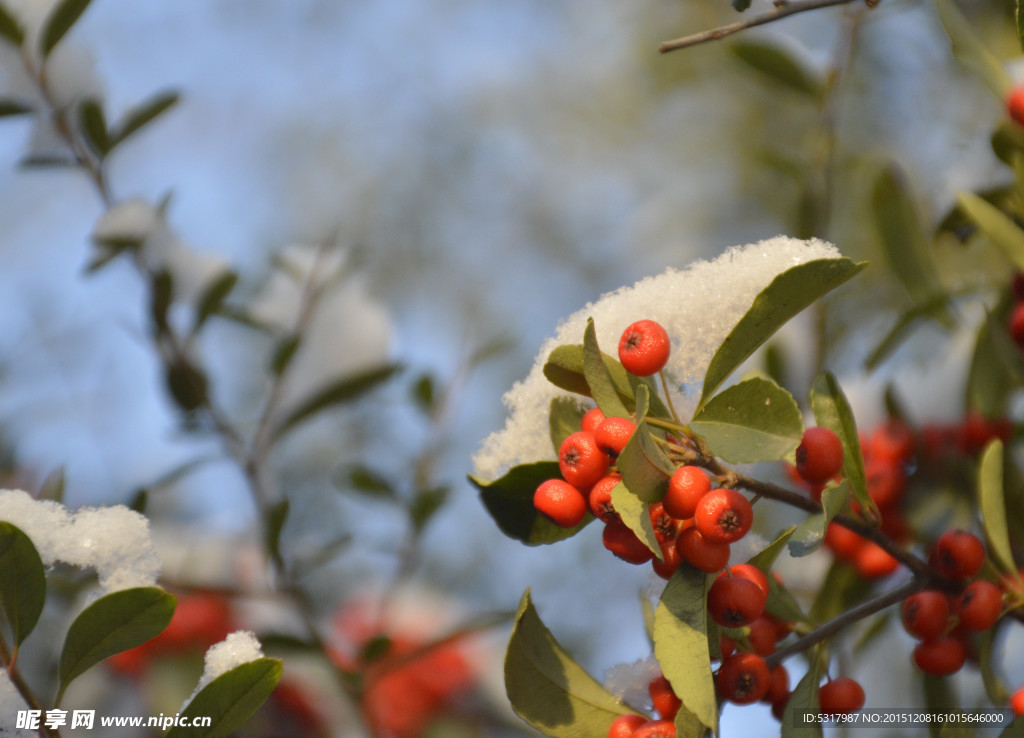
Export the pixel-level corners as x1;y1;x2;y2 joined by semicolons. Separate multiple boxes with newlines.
110;90;179;147
653;567;717;733
979;440;1016;576
853;612;892;654
194;270;238;330
700;258;866;408
335;464;395;499
19;154;77;169
168;658;282;738
0;5;24;46
748;526;797;571
469;462;591;545
36;466;65;503
77;97;109;156
958;191;1024;273
731;40;823;97
610;481;661;559
1018;0;1024;54
583;318;630;418
0;523;46;646
549;397;586;454
0;99;32;117
410;486;448;531
269;334;300;377
810;373;873;520
411;373;436;415
265;499;288;565
58;587;176;701
765;571;810;625
271;364;400;440
935;0;1013;97
505;591;636;737
690;376;803;463
923;674;958;737
542;344;638;411
788;483;849;557
617;390;672;504
40;0;92;59
732;0;752;11
866;292;963;370
967;310;1017;417
781;646;824;737
979;627;1009;705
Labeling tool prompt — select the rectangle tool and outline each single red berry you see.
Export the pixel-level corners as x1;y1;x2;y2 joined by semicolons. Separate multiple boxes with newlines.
1011;686;1024;718
581;407;606;433
652;536;682;580
695;488;753;544
901;590;951;640
746;617;778;657
719;634;736;660
631;720;676;738
1007;303;1024;349
956;580;1004;632
717;652;770;704
853;540;900;579
824;522;865;561
663;465;711;520
707;576;766;627
819;677;865;715
533;479;587;528
649;675;681;720
618;320;671;377
864;457;906;509
913;637;966;676
608;714;647;738
771;692;790;722
558;431;610;490
765;612;794;641
603;520;654;564
595;416;636;457
764;665;789;705
676;527;729;573
720;564;771;599
957;411;1011;455
868;419;916;464
1008;85;1024;126
934;530;986;580
649;502;682;543
589;475;621;523
795;427;844;485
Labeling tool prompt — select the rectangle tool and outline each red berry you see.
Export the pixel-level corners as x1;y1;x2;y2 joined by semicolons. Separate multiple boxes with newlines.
603;520;654;564
719;634;736;660
663;465;711;520
676;528;729;573
695;489;753;544
720;564;771;599
608;714;647;738
595;416;636;457
901;591;950;640
649;502;682;543
824;522;865;561
934;530;986;580
956;580;1004;632
746;617;778;657
764;665;789;705
913;637;966;676
652;536;682;580
581;407;606;433
795;427;844;485
707;576;766;628
649;675;681;720
771;693;790;722
1011;687;1024;718
533;479;587;528
1008;85;1024;126
868;419;915;464
558;431;610;490
864;458;906;509
618;320;671;377
717;652;770;704
819;677;865;715
853;540;900;579
589;475;621;523
631;720;676;738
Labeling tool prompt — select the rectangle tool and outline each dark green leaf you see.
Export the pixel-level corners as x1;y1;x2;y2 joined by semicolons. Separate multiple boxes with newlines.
788;483;849;557
0;99;32;117
40;0;92;59
978;440;1016;576
748;526;796;571
410;486;448;532
0;5;24;45
58;587;176;702
265;499;288;565
194;270;238;330
361;634;392;663
150;270;173;334
166;360;209;413
810;372;873;520
967;314;1017;418
765;570;810;625
469;462;591;545
129;489;148;513
935;0;1012;97
923;674;958;737
610;481;661;559
732;0;752;10
993;123;1024;166
269;334;301;377
0;522;46;646
167;658;282;738
866;292;963;370
36;466;65;503
542;344;637;411
617;388;673;504
999;716;1024;737
77;97;109;157
411;373;436;415
583;318;629;418
335;464;395;499
958;191;1024;273
110;90;179;147
700;258;866;408
780;645;825;738
548;397;586;454
690;376;803;463
731;40;823;97
653;566;717;734
271;364;400;440
505;590;637;736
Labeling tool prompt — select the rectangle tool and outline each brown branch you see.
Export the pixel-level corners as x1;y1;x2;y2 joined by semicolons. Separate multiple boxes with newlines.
0;633;60;738
659;0;867;54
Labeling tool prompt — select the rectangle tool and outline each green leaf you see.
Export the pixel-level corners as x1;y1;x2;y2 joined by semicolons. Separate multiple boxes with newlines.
732;0;752;11
271;364;400;440
810;372;873;520
979;440;1017;577
469;462;591;545
731;40;823;97
58;587;176;702
549;397;586;454
410;486;448;532
923;674;959;737
335;464;395;499
788;483;849;557
853;612;892;655
690;376;803;463
748;526;797;572
167;658;282;738
765;570;810;625
616;388;673;503
0;6;23;46
194;271;238;330
958;191;1024;273
935;0;1013;97
967;313;1017;418
610;481;661;560
110;90;179;147
0;99;32;117
265;499;288;565
653;566;717;734
781;646;825;738
36;466;65;503
166;360;209;413
866;292;964;370
979;627;1009;705
411;373;436;415
1018;0;1024;54
269;334;301;377
700;258;866;408
0;523;46;647
77;97;109;157
40;0;92;59
542;344;637;411
505;590;636;736
583;318;630;418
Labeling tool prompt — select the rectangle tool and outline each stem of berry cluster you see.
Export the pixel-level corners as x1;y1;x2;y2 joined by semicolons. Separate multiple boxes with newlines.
0;633;60;738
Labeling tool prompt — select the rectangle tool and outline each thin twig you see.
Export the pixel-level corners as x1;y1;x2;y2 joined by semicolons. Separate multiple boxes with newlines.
660;0;866;54
0;633;60;738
